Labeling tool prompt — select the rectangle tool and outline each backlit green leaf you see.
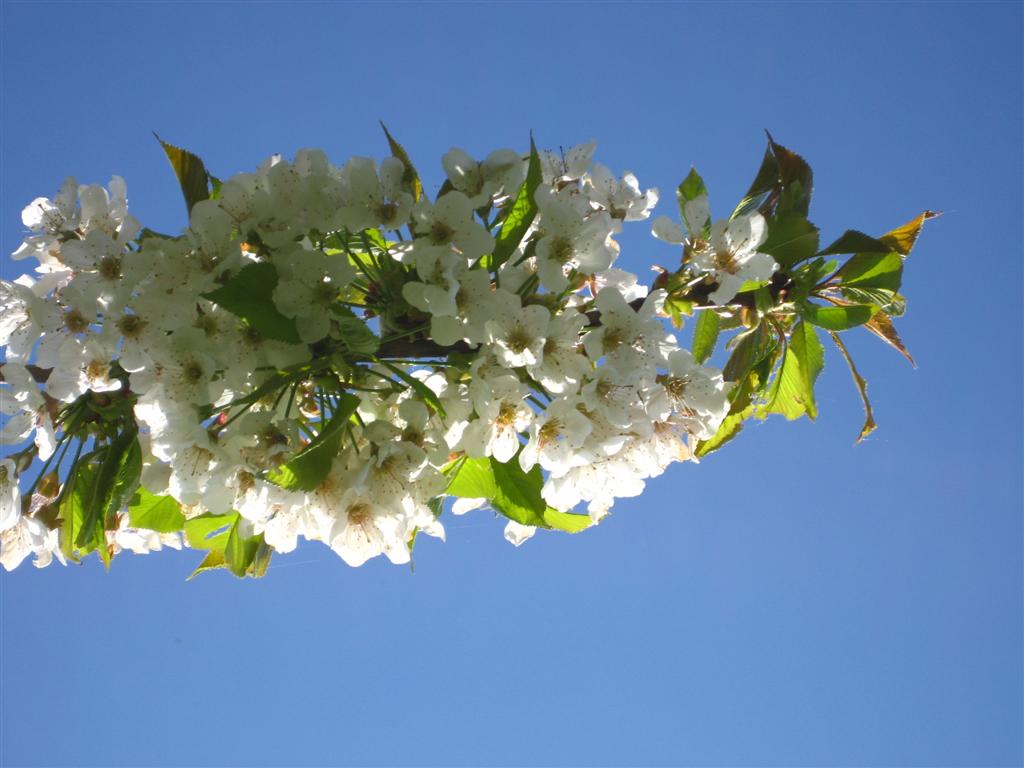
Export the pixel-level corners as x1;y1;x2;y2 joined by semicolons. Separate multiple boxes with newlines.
187;549;229;580
760;214;820;267
447;454;573;530
492;138;542;270
225;519;262;577
155;134;211;216
332;308;380;357
880;211;940;256
203;263;302;344
818;230;891;256
380;122;423;202
691;310;720;364
828;331;877;443
542;508;592;533
762;321;824;421
128;488;185;533
184;512;239;551
266;392;360;491
834;252;903;292
800;301;877;331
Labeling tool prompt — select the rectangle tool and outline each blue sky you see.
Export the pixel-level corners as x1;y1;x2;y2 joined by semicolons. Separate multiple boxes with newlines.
1;2;1021;766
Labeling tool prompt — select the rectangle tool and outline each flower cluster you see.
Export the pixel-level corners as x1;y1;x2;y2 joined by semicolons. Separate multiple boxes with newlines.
11;132;904;578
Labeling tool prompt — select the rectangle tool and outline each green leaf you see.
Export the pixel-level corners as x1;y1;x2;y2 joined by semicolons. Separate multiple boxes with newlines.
75;427;137;552
446;456;498;499
266;392;360;491
492;138;542;270
767;133;813;217
762;321;824;421
61;460;97;559
678;166;708;203
800;301;877;331
187;549;229;580
759;214;820;267
379;122;422;202
838;286;905;316
722;323;773;383
733;134;813;218
203;263;302;344
834;251;903;292
664;295;694;328
184;512;239;550
863;310;915;367
733;145;779;217
828;330;877;443
128;488;186;533
542;508;592;533
880;211;940;256
447;454;571;530
695;365;765;458
332;307;380;357
818;229;891;256
107;436;142;523
489;458;547;526
225;519;261;577
696;405;755;458
691;310;720;364
791;257;839;300
155;134;211;216
677;167;710;236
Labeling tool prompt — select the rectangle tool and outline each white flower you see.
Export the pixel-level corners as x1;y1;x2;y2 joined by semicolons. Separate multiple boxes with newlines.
584;165;659;221
0;364;56;460
0;278;62;362
534;188;619;291
659;349;731;440
461;375;532;464
428;269;501;346
273;247;356;343
527;309;589;395
412;191;495;263
45;336;122;403
338;156;413;232
692;212;777;305
129;328;220;406
328;487;411;567
485;297;550;369
519;397;593;477
504;521;536;547
442;147;526;205
540;141;595;183
0;459;21;533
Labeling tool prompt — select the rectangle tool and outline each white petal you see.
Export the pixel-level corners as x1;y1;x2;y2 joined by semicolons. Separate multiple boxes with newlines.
651;216;684;244
503;521;536;547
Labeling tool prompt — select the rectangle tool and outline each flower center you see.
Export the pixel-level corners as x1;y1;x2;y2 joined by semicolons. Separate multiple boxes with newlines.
183;360;205;383
506;325;533;354
377;201;398;222
64;309;89;333
98;256;121;280
117;314;145;339
348;503;372;527
714;249;740;274
538;417;563;447
430;221;455;246
85;360;109;381
314;281;337;306
496;401;519;429
550;235;574;264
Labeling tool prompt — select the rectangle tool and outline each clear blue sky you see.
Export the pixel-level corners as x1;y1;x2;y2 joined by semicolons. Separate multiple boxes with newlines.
1;2;1021;766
